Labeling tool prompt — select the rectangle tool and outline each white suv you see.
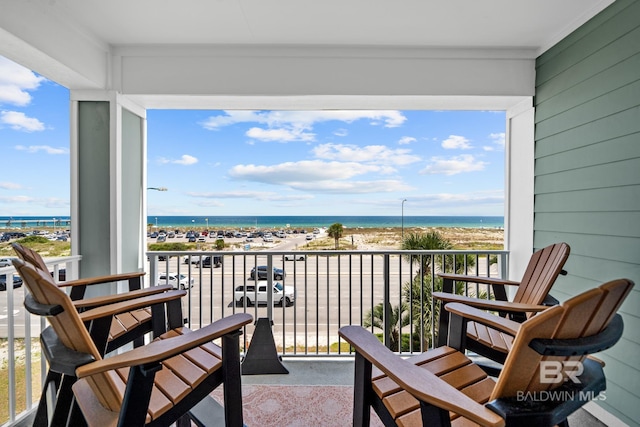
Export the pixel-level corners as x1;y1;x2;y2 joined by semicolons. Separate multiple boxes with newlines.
157;272;194;290
234;281;295;306
0;257;17;267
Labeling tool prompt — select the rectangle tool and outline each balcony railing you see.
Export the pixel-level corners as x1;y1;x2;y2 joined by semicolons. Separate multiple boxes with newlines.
0;249;507;425
148;249;508;356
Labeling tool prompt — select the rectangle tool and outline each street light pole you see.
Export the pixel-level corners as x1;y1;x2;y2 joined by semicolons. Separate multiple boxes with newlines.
401;199;407;240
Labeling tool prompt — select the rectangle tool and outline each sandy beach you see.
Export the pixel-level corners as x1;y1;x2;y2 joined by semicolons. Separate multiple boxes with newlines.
147;226;504;252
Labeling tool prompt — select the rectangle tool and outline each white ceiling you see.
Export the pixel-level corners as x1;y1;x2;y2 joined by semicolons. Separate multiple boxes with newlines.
0;0;616;109
52;0;613;53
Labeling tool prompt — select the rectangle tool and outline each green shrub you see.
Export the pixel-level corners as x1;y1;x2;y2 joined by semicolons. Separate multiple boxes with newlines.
16;235;50;244
148;242;190;251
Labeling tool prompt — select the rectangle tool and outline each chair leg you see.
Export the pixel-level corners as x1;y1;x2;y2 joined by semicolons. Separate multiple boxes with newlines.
437;277;455;347
222;331;244;427
420;401;451;427
33;371;62;427
447;312;468;352
66;398;88;427
176;414;192;427
50;375;77;427
353;352;372;427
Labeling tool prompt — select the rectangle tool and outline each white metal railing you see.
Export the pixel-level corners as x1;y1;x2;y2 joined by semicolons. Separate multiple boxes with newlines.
0;255;81;426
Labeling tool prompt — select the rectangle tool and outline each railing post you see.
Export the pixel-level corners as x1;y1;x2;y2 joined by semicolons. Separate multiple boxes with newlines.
383;254;391;349
266;254;273;321
149;255;158;290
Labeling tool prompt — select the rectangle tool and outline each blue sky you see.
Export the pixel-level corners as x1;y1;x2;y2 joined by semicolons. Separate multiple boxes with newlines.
1;55;506;217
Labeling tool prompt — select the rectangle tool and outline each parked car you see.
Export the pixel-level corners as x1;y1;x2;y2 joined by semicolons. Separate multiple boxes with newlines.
306;234;313;240
250;266;285;280
0;274;23;291
201;255;222;268
234;281;295;306
284;254;306;261
0;257;17;267
157;272;194;290
183;255;206;264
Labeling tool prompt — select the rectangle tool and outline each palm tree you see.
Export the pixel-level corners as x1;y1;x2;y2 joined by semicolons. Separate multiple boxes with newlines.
401;230;452;274
327;223;344;249
363;302;411;351
399;230;478;347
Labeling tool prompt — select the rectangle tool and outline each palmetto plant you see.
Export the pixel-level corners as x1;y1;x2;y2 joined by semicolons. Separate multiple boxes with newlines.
363;302;411;351
365;230;485;349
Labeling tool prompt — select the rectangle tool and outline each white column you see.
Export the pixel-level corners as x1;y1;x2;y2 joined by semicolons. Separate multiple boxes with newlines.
504;97;535;282
70;90;146;291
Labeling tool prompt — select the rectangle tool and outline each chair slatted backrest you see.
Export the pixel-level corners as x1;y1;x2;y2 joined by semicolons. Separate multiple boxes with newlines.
512;243;570;307
14;260;124;412
492;278;633;399
12;243;50;273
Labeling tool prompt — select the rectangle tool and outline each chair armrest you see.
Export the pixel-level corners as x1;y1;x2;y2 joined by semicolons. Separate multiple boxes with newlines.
438;273;521;287
78;289;186;322
56;271;145;288
445;303;521;336
339;325;505;427
76;313;253;378
433;292;549;313
72;285;174;309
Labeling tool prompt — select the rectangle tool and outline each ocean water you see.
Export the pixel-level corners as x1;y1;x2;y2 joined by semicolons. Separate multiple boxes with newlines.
0;215;503;230
145;215;503;230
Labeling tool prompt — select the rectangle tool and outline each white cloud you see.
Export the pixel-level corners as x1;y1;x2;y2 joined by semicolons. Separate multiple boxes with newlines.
290;179;412;194
483;132;506;151
228;160;413;194
229;160;386;183
408;190;503;208
0;195;68;209
201;110;407;130
0;57;45;107
334;128;348;137
188;190;313;202
442;135;472;150
158;154;198;165
1;111;45;132
246;127;315;142
420;154;487;176
0;182;22;190
312;143;420;166
398;136;416;145
15;145;68;155
490;132;505;148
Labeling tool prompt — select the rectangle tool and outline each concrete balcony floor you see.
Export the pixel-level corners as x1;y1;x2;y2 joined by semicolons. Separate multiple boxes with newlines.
241;357;606;426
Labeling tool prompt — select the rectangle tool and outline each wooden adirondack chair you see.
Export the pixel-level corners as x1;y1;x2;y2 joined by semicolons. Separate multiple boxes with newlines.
15;259;253;427
434;242;570;363
339;278;632;427
12;242;172;354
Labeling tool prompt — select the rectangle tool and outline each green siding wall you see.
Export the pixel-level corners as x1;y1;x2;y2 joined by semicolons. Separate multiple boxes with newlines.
534;0;640;425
